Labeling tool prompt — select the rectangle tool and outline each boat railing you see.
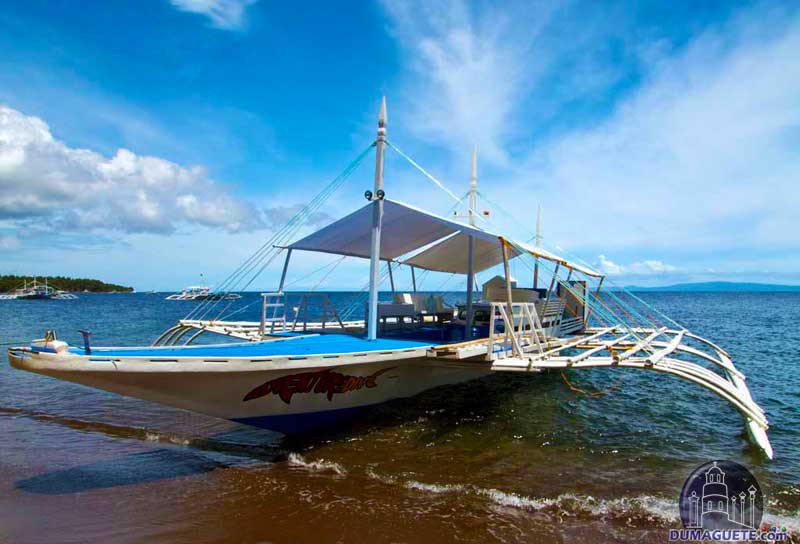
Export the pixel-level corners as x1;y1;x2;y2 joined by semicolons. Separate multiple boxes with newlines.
289;293;346;333
536;298;566;318
487;302;546;359
559;316;584;335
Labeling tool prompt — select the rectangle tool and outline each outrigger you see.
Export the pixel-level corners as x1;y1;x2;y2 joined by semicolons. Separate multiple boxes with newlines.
8;99;773;459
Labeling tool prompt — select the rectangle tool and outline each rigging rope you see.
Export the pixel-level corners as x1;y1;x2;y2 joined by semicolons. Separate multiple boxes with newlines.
560;370;624;398
185;141;375;322
386;141;491;229
176;135;680;346
474;185;678;337
507;243;655;350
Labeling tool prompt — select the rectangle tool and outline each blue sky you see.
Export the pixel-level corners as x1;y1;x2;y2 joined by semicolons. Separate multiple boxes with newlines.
0;0;798;290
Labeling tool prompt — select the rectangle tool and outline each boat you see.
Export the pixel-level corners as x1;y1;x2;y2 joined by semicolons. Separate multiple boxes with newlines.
165;286;241;301
7;99;773;459
0;278;78;300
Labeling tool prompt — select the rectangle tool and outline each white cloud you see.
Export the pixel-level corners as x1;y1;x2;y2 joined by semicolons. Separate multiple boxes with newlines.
597;254;623;275
384;2;800;281
0;105;264;235
597;255;677;276
169;0;258;30
629;260;677;275
512;10;800;257
0;234;19;250
381;0;559;165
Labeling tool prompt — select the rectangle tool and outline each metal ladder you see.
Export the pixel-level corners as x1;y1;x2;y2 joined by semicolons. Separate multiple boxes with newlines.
259;292;287;335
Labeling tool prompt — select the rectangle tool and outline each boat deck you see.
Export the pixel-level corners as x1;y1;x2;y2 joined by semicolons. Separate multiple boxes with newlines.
69;333;439;358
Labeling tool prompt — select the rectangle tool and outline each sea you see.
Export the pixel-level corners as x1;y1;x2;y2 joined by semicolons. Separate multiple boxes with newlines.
0;291;798;543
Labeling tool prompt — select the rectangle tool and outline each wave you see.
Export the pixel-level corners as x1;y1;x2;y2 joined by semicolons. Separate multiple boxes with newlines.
287;453;347;475
368;469;775;529
382;472;800;534
405;479;466;494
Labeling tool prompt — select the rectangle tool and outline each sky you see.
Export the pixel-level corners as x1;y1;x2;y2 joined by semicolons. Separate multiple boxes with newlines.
0;0;798;290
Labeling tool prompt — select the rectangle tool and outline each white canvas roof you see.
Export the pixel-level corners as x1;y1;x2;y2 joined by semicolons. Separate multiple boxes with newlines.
402;231;517;274
287;199;603;278
287;199;499;261
403;233;603;277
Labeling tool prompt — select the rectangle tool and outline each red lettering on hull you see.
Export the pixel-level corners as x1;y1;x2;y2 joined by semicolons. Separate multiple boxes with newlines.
243;367;396;404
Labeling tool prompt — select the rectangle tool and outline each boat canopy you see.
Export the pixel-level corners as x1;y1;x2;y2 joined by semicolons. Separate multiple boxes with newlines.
287;199;498;260
287;199;603;277
402;234;602;277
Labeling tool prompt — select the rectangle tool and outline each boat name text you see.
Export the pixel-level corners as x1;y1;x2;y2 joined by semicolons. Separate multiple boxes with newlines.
243;367;396;404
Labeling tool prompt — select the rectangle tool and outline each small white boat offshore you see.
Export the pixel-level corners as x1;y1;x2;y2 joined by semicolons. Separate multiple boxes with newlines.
166;286;241;301
8;100;773;459
0;278;78;300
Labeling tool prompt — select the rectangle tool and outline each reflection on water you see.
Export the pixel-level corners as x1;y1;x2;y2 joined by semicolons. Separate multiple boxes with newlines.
1;292;799;542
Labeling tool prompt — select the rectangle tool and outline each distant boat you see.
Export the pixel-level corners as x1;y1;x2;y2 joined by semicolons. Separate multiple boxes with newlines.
0;278;78;300
165;286;241;301
15;278;52;300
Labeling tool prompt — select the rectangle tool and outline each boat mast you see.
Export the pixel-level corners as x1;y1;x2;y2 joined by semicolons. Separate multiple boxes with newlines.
533;205;542;289
468;147;477;227
465;147;477;340
367;97;387;341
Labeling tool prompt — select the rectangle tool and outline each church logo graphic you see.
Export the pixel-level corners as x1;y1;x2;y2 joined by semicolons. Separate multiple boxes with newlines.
679;460;762;530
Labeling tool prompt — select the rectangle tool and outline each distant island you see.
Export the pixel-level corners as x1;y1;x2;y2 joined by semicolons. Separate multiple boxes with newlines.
0;275;134;293
626;281;800;292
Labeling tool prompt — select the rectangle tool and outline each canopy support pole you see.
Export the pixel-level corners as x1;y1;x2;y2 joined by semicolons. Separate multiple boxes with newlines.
544;263;560;310
388;261;395;295
465;235;475;340
278;249;292;293
411;266;417;292
501;238;514;328
367;98;387;341
465;149;478;340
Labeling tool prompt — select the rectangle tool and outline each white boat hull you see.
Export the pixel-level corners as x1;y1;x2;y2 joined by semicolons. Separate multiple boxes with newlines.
8;348;488;434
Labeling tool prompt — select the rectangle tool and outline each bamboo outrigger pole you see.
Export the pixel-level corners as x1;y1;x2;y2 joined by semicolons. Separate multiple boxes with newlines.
367;97;387;341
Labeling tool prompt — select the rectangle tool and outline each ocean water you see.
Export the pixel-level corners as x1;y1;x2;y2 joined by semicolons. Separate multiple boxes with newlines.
0;292;798;543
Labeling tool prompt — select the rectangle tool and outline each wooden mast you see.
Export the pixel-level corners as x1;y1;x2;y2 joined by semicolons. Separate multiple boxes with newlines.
367;97;387;341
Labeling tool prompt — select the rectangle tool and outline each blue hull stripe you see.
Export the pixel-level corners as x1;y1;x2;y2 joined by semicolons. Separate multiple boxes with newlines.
232;404;377;434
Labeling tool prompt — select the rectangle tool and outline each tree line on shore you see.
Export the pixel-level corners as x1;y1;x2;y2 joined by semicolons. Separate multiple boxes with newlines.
0;275;134;293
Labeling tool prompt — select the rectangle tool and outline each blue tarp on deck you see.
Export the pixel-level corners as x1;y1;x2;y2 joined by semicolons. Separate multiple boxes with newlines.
71;334;436;358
